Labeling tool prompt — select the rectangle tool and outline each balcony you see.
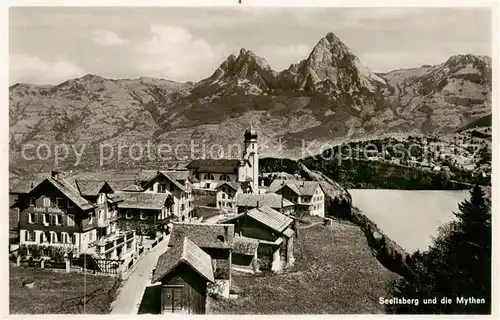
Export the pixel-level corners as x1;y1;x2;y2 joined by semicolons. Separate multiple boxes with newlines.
92;230;136;257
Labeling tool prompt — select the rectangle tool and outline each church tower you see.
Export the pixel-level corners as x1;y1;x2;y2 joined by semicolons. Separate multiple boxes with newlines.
243;125;259;193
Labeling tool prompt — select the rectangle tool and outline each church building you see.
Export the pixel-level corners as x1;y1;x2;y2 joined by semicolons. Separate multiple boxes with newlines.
186;127;259;193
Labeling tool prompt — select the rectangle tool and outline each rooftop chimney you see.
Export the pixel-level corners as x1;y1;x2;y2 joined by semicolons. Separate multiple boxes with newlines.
51;171;59;180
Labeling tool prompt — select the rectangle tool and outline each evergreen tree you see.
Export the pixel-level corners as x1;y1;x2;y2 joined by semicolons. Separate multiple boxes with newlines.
386;185;491;314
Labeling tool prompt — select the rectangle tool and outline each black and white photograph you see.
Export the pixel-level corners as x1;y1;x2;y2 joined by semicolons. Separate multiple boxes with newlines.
3;1;497;316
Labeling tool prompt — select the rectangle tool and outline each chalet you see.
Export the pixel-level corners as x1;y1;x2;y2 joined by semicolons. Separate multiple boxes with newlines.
236;192;295;215
215;181;242;214
116;192;175;226
73;179;123;243
186;127;259;192
269;179;325;217
11;172;137;267
140;170;193;219
152;237;214;314
220;205;295;272
168;223;234;298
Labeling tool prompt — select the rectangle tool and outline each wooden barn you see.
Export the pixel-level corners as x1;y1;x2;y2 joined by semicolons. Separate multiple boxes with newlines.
168;223;235;298
152;237;215;314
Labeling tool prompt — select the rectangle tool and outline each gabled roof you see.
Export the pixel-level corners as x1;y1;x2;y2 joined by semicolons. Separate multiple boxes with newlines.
233;236;259;256
139;169;190;182
245;206;293;233
153;237;214;284
116;191;172;210
121;184;144;192
166;170;190;182
236;193;294;209
186;159;242;174
142;171;187;192
74;180;113;197
215;181;241;191
31;178;95;211
168;223;234;250
269;179;321;196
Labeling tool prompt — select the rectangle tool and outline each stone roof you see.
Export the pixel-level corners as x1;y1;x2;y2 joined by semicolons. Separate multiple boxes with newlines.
153;237;214;283
121;184;144;192
107;180;139;191
186;159;241;174
236;193;294;209
233;236;259;256
245;206;293;233
116;191;171;210
269;179;321;196
168;223;234;250
107;193;123;204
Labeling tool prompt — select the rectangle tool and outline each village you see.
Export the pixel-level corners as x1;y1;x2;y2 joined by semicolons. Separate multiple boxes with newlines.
9;127;334;314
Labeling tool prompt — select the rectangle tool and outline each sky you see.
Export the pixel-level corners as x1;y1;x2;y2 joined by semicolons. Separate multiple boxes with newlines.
9;7;492;85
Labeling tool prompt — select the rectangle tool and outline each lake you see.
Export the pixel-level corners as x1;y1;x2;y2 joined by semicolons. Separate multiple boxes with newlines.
348;189;470;253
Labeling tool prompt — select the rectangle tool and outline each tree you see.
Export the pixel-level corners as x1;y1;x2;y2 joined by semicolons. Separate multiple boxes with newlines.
386;185;491;314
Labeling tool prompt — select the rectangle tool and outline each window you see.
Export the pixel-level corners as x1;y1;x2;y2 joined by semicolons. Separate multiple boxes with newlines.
140;211;146;220
56;197;64;208
126;210;132;219
30;197;36;206
25;230;35;242
56;215;62;225
68;201;74;208
67;214;75;226
43;214;50;225
72;234;77;244
117;211;121;218
28;212;35;224
89;232;93;242
158;183;166;193
169;183;175;192
43;197;51;207
51;232;56;243
219;174;231;181
203;173;214;180
181;204;185;211
89;213;94;224
55;232;62;243
222;193;226;199
218;201;222;208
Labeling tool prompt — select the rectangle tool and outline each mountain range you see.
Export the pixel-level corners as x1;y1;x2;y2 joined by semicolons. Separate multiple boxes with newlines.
9;32;492;173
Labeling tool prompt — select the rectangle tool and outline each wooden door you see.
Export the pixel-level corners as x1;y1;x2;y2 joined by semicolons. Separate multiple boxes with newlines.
162;285;183;313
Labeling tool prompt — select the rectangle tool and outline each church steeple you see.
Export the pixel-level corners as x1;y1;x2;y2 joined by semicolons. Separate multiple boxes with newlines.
244;124;258;142
242;125;259;193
